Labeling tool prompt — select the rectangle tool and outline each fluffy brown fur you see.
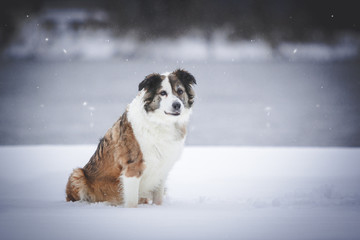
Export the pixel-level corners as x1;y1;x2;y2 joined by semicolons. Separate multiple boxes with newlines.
66;112;145;205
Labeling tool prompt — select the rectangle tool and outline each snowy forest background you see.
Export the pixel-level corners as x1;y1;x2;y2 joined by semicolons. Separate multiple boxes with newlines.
0;0;360;146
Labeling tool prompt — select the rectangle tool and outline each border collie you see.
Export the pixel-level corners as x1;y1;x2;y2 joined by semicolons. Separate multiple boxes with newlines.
66;69;196;207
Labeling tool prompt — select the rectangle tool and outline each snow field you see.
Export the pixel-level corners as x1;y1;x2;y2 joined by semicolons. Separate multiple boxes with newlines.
0;146;360;240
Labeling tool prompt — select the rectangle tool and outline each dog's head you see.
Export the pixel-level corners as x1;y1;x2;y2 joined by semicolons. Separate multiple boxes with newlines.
138;69;196;123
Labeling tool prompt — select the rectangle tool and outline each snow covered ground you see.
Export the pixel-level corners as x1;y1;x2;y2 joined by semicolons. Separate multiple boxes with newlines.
1;145;360;240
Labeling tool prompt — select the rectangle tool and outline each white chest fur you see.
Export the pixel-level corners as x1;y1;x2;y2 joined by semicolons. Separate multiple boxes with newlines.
127;92;188;198
136;125;184;197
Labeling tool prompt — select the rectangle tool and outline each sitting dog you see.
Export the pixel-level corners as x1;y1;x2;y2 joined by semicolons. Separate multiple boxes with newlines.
66;69;196;207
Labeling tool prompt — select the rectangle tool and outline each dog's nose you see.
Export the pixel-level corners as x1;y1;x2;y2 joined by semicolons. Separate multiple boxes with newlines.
172;102;181;111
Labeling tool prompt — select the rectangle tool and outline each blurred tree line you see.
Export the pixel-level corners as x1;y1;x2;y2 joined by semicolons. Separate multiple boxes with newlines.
1;0;359;50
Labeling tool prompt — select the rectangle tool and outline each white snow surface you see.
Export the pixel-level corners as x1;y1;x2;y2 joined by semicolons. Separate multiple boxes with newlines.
1;145;360;240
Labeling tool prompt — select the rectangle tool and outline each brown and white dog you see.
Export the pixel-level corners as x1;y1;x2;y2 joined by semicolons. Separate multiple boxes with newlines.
66;69;196;207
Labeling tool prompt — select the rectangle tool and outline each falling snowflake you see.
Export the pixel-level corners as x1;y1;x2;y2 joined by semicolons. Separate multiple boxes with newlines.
264;106;272;116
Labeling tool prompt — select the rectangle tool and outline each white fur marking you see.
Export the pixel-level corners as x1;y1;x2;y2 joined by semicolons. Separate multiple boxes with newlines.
126;72;192;203
122;175;141;208
153;183;165;205
160;77;184;115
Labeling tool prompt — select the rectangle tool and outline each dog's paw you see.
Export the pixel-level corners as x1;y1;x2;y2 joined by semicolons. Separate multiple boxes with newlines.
124;201;138;208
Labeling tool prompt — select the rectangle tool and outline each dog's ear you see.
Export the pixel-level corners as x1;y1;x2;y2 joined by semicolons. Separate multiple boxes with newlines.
138;73;162;91
173;69;197;87
173;69;196;107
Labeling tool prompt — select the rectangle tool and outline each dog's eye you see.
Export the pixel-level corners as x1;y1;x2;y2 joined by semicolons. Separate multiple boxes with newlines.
177;89;184;95
160;91;168;96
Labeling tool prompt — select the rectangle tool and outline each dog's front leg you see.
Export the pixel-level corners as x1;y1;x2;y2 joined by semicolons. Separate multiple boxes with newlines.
122;175;141;208
153;182;165;205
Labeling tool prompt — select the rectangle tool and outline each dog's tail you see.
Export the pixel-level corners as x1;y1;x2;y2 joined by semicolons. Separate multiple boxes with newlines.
66;168;92;202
